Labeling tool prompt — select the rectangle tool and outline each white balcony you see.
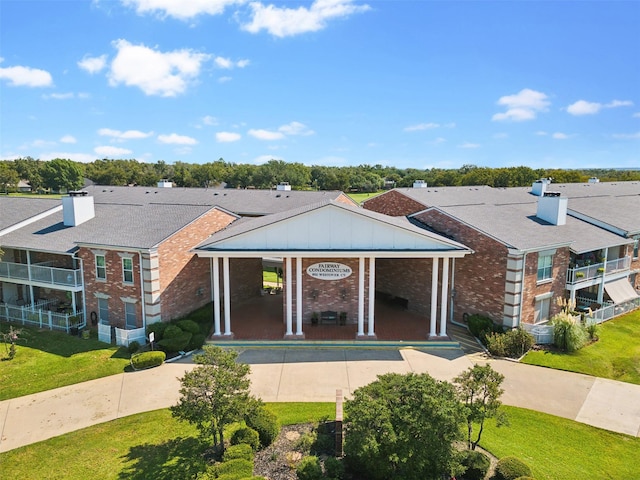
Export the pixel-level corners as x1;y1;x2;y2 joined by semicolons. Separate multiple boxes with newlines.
566;256;630;284
0;261;82;288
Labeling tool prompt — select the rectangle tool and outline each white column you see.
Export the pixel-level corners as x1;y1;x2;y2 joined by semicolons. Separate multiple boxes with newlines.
212;258;221;336
223;257;231;335
368;256;376;336
285;257;293;336
296;257;303;336
439;257;449;337
358;256;365;336
430;257;439;337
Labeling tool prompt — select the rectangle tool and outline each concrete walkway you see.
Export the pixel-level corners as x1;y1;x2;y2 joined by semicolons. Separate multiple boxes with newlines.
1;347;640;453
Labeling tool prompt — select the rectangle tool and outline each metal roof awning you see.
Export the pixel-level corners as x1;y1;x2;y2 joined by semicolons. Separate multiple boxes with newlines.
604;278;639;304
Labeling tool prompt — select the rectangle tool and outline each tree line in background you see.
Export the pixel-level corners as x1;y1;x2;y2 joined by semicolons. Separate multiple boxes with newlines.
1;156;639;193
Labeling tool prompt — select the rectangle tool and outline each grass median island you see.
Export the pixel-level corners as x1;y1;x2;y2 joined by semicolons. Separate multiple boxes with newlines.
1;404;638;479
521;310;640;385
0;325;130;400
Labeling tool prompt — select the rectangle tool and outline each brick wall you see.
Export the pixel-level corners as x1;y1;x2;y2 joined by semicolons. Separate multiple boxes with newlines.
376;258;433;316
157;208;237;322
363;190;426;216
413;210;509;324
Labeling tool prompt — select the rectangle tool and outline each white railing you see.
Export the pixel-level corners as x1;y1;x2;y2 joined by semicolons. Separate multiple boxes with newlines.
114;327;146;347
566;256;631;284
0;261;82;288
0;303;85;333
98;322;111;344
522;323;555;344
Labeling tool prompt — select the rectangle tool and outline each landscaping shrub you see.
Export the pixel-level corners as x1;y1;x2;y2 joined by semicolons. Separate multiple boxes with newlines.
231;426;260;451
130;351;165;370
146;322;168;341
324;456;345;479
127;340;140;354
467;314;495;338
176;319;200;334
312;421;335;455
162;324;184;339
245;406;280;448
296;456;322;480
494;456;532;480
294;431;316;454
213;459;253;479
460;449;490;480
157;331;192;353
186;333;206;352
485;331;508;357
552;313;588;352
485;328;534;358
223;443;254;462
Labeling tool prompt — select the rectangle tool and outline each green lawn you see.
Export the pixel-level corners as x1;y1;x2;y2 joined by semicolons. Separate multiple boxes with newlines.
1;404;637;480
522;310;640;385
0;325;130;400
346;191;384;204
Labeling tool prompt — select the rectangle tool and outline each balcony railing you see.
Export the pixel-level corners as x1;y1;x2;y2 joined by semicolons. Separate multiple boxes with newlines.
0;302;85;333
0;261;82;288
566;256;631;284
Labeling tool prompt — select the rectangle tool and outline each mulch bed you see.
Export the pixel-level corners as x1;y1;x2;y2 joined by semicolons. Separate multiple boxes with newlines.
253;424;314;480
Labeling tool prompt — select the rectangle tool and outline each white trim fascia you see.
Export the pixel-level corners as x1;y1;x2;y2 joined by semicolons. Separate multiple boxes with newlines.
194;250;470;259
567;210;628;237
0;205;62;236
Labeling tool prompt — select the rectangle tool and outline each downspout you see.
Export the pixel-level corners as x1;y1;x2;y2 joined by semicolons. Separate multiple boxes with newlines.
517;252;528;327
139;251;147;329
449;257;456;324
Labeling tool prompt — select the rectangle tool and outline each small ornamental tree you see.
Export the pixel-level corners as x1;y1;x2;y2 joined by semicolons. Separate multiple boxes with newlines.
1;326;25;360
344;372;465;480
171;346;261;454
454;364;506;450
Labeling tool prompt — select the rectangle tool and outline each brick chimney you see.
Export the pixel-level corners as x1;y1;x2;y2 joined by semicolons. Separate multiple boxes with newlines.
536;192;567;226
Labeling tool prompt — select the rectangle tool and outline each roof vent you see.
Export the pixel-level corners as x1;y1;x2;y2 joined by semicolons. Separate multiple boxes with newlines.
531;178;551;196
588;177;600;183
413;180;427;188
157;179;172;188
536;192;567;225
276;182;291;191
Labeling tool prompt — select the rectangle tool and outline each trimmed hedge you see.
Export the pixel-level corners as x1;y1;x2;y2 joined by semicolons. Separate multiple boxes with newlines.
460;449;490;480
157;332;192;352
231;427;260;451
186;332;206;352
130;351;165;370
245;406;280;448
494;456;532;480
223;443;254;462
162;324;184;339
213;459;253;478
176;319;200;334
146;322;168;341
467;314;496;338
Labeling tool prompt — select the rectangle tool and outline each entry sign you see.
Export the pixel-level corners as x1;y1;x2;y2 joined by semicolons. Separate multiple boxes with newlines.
307;262;352;280
149;332;155;343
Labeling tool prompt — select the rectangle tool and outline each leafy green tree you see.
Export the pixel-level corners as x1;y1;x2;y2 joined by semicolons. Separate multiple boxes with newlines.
171;346;260;453
41;158;84;192
14;156;44;191
344;372;465;480
454;364;506;450
0;161;20;193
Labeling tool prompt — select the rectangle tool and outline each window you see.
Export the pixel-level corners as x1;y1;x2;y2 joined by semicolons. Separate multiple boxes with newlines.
98;298;109;324
537;254;553;282
634;237;639;259
534;296;551;324
122;257;134;284
125;302;137;329
95;255;106;280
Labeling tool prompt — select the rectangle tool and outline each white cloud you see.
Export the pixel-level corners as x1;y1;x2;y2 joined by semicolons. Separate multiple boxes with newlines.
535;131;548;136
253;154;281;164
78;54;107;74
216;131;241;142
202;115;218;126
279;121;314;136
108;39;210;97
242;0;371;38
552;132;570;140
31;139;57;148
43;92;74;100
431;137;446;145
60;135;77;144
458;142;480;149
492;88;550;122
98;128;154;140
493;132;508;139
95;145;133;156
158;133;198;145
248;129;285;140
0;62;53;87
214;56;249;69
404;122;440;132
218;76;232;83
633;112;640;118
567;99;634;115
612;131;640;139
121;0;242;20
40;152;95;162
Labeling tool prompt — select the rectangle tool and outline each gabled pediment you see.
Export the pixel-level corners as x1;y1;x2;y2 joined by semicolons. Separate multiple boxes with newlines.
196;201;470;255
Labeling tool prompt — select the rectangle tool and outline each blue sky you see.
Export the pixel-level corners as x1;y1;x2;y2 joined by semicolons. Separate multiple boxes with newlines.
1;0;638;170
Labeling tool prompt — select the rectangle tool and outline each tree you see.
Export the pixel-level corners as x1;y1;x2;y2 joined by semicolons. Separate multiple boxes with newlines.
0;161;20;193
171;346;260;453
453;364;506;450
41;158;84;192
344;372;465;480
